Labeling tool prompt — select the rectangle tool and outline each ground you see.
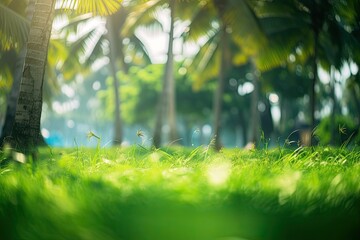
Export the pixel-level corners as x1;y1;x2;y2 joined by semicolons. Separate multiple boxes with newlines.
0;146;359;239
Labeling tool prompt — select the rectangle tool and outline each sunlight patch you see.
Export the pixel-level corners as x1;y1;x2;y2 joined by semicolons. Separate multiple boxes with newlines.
45;178;76;214
207;161;232;186
13;152;26;163
149;152;161;163
276;171;302;205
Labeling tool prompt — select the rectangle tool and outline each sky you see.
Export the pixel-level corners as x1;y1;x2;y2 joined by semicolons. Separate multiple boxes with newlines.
135;8;198;64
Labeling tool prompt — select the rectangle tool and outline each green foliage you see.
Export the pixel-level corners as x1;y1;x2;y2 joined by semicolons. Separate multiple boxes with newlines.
0;147;360;239
98;65;162;125
315;115;360;146
0;1;29;50
261;65;311;99
59;0;123;16
0;51;15;92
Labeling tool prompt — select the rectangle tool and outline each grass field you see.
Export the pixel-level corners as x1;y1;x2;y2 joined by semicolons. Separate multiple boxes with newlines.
1;145;360;240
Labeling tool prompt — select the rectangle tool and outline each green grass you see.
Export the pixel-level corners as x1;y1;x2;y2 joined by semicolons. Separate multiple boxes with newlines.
1;146;360;240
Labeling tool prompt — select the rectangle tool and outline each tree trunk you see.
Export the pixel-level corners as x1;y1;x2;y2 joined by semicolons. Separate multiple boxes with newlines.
212;25;227;151
153;92;165;148
261;95;274;139
249;62;261;145
1;0;36;147
167;0;177;144
113;8;129;74
107;16;123;145
350;81;360;127
238;110;247;147
279;96;288;135
10;0;55;155
153;0;176;148
310;26;319;146
330;66;336;145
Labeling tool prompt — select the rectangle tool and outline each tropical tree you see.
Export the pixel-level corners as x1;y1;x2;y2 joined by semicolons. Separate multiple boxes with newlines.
124;0;198;147
0;4;87;147
335;0;360;128
152;0;177;147
0;0;34;146
253;0;357;145
0;0;29;51
57;2;154;145
183;0;265;149
2;0;123;155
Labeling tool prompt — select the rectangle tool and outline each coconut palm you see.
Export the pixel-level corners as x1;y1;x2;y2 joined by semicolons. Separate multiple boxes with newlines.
0;0;29;51
151;0;177;147
0;0;34;147
126;0;176;147
252;0;357;145
57;2;154;145
182;0;265;149
124;0;198;147
0;4;85;148
1;0;123;155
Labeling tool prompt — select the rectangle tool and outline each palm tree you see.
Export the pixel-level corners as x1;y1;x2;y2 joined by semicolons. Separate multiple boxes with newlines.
152;0;177;147
125;0;197;147
9;0;57;154
0;1;84;147
0;0;34;147
2;0;122;155
183;0;265;150
126;0;177;147
0;0;29;51
252;0;355;145
110;3;155;145
0;5;91;148
58;3;152;145
334;0;360;129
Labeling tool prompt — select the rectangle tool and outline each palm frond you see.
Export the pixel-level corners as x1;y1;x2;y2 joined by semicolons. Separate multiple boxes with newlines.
58;0;123;16
122;0;164;36
251;0;314;72
57;13;93;36
174;0;206;21
0;51;15;92
0;65;13;93
253;28;306;71
182;2;217;42
0;3;29;50
68;20;106;62
48;39;68;69
128;34;152;64
187;32;220;89
83;34;107;68
225;0;266;50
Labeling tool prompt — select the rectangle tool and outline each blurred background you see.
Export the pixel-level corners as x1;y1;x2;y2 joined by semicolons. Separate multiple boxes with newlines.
1;0;360;148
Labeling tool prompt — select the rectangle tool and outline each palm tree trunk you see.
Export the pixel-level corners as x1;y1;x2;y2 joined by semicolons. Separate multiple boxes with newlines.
238;110;247;147
114;8;129;74
310;23;319;146
279;96;288;135
167;0;177;143
153;91;165;147
249;64;261;145
330;66;336;145
262;95;274;139
107;16;123;145
11;0;55;154
1;0;35;147
351;86;360;127
212;25;227;150
153;0;176;147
